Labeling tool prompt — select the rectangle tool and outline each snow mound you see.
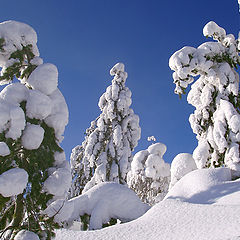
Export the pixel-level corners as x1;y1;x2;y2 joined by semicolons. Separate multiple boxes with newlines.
0;168;28;197
165;167;231;203
45;182;150;230
169;153;197;188
55;197;240;240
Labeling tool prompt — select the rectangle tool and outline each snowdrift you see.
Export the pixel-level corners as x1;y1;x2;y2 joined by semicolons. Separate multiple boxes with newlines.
55;168;240;240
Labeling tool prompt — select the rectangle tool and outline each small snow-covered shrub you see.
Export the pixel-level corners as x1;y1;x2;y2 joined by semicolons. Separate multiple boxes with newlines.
169;21;240;176
44;182;150;230
169;153;197;189
0;21;70;239
71;63;141;196
127;142;170;205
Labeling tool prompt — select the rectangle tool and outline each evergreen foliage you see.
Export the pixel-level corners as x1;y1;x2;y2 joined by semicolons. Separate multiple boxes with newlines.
0;21;70;239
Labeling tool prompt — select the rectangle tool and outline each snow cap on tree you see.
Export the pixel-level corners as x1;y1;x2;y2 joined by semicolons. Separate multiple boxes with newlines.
127;142;170;205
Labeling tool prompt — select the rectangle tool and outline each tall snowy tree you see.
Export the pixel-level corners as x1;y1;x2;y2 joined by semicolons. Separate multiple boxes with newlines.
169;21;240;177
71;63;141;196
127;142;170;205
0;21;71;239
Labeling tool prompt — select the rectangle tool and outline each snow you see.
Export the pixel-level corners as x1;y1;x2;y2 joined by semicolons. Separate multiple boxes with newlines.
27;63;58;95
14;230;40;240
44;167;72;197
45;182;150;230
0;141;10;156
166;168;231;202
21;124;44;150
169;153;197;188
0;168;28;197
127;142;170;204
0;21;39;68
55;168;240;240
26;90;52;119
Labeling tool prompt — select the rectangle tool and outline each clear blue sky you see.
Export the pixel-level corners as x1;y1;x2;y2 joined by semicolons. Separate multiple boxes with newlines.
0;0;239;163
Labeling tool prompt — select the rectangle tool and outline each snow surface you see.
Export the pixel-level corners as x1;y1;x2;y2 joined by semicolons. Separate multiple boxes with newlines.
169;153;197;188
45;182;150;230
0;168;28;197
14;230;40;240
55;168;240;240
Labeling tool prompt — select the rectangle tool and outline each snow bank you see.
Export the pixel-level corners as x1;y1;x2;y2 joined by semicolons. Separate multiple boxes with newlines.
55;169;240;240
45;182;150;230
165;167;231;202
0;168;28;197
55;196;240;240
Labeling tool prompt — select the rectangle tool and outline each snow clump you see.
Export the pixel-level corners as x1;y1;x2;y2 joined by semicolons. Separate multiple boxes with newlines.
14;230;40;240
0;168;28;197
169;153;197;189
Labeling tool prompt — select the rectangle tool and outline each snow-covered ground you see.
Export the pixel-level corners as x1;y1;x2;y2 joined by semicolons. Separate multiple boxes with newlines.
55;168;240;240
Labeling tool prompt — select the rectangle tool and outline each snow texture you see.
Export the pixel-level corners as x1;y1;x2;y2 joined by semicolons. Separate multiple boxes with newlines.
14;230;40;240
56;168;240;240
169;153;197;188
44;167;72;197
0;141;10;156
166;167;231;202
169;21;240;172
21;124;44;150
127;142;170;205
0;21;39;69
45;182;150;230
0;168;28;197
27;63;58;95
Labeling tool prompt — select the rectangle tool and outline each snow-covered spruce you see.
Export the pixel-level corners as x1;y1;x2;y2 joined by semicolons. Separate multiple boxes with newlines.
0;21;70;239
169;21;240;175
71;63;141;196
44;182;150;230
127;142;170;205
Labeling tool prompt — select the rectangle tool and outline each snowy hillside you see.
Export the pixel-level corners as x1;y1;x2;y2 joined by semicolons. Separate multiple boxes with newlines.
55;168;240;240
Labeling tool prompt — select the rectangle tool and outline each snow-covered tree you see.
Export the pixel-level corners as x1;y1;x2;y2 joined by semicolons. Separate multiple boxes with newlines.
127;142;170;205
0;21;70;239
71;63;141;196
169;21;240;177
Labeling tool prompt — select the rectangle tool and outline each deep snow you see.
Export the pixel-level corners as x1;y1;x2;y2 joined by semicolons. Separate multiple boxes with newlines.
55;168;240;240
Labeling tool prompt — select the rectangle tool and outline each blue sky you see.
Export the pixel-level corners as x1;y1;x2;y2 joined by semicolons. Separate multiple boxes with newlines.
0;0;239;163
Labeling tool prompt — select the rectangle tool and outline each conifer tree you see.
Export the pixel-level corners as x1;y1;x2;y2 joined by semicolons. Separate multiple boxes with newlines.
169;21;240;176
0;21;70;239
71;63;141;196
